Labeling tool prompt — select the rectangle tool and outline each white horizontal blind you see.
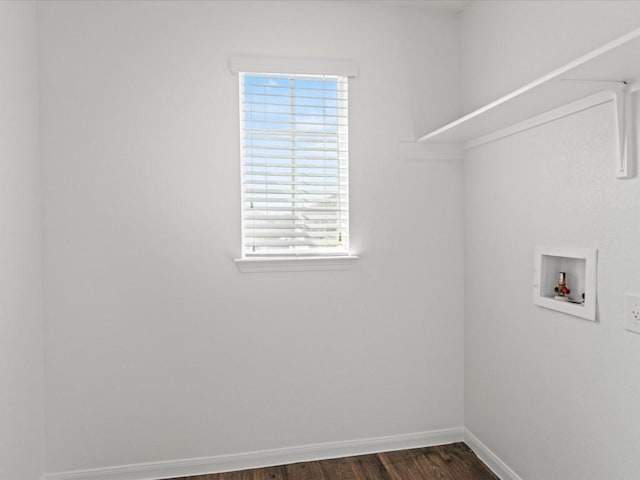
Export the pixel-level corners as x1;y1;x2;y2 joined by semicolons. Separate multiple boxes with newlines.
240;72;349;257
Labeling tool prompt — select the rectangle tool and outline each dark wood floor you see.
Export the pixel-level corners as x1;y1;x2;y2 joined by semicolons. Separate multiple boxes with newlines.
168;442;499;480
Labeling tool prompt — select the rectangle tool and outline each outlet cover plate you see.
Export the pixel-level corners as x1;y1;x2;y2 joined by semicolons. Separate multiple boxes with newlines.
624;292;640;334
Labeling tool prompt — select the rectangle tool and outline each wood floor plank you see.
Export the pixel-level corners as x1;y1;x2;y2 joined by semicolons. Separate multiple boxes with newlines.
252;464;288;480
317;456;357;480
171;475;217;480
347;453;391;480
435;443;499;480
379;448;451;480
421;446;459;479
218;469;253;480
285;460;326;480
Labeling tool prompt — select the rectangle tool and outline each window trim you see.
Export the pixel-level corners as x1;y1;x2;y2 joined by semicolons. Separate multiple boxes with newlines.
235;255;359;273
230;56;358;77
231;57;358;269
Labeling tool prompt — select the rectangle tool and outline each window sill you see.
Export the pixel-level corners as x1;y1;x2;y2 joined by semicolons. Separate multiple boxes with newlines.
235;255;359;273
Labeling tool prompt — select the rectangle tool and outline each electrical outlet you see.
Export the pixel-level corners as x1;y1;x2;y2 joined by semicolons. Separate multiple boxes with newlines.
625;292;640;334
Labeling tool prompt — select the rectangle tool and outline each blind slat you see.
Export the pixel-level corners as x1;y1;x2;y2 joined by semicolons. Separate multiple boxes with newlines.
243;172;347;179
244;239;343;247
245;215;339;220
243;128;347;137
244;207;343;213
242;133;347;140
243;163;347;170
244;155;341;162
245;225;342;230
244;182;341;188
242;145;347;153
244;198;346;204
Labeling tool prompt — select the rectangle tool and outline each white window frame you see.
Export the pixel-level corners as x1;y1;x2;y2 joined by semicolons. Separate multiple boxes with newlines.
230;57;359;272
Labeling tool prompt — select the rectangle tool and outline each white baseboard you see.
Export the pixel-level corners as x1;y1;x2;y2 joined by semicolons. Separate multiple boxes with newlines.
464;429;524;480
45;427;464;480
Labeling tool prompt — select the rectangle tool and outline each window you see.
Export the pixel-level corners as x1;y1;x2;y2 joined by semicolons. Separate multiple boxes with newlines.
239;71;350;258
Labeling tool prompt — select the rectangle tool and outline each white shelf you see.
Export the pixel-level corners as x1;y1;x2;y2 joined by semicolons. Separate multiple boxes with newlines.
417;27;640;176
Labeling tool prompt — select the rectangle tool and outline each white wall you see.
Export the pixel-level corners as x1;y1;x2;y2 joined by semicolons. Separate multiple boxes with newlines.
460;0;640;112
0;2;45;479
462;2;640;478
38;1;464;473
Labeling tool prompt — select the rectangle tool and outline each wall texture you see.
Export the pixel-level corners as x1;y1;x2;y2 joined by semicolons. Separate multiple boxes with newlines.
38;1;464;473
460;0;640;112
462;2;640;478
0;2;45;479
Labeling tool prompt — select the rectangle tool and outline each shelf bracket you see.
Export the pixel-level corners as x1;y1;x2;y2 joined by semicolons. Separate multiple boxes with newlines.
560;78;637;179
612;83;634;179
